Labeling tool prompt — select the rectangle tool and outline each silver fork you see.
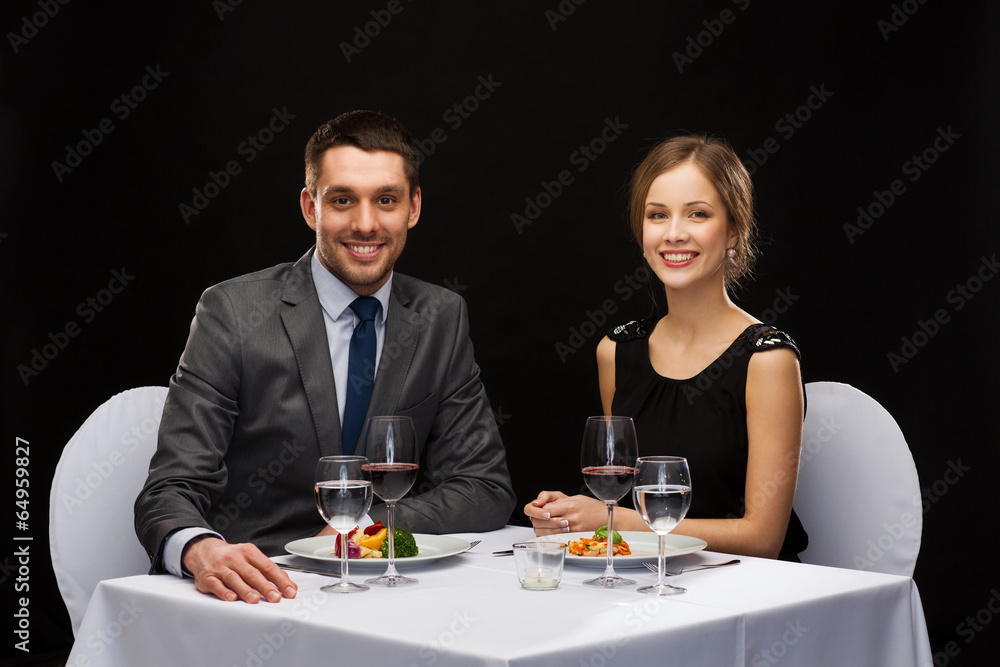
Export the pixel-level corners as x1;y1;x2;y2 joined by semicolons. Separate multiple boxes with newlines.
465;539;481;552
643;559;740;575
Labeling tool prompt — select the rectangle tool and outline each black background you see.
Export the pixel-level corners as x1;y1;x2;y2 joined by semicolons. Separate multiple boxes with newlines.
2;1;998;665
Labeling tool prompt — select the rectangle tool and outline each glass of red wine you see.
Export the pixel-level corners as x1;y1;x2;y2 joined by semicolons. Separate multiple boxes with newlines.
362;416;419;586
314;456;373;593
580;416;639;588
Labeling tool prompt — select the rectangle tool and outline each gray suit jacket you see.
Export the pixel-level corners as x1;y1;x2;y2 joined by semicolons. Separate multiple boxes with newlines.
135;249;515;571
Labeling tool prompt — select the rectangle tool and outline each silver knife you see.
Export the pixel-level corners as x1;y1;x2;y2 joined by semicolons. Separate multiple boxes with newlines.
278;563;341;577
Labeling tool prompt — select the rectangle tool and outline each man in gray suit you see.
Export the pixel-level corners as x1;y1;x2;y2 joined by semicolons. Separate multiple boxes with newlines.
135;110;515;604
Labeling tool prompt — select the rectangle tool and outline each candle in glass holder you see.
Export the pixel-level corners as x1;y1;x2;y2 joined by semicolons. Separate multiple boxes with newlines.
522;567;554;589
513;542;565;590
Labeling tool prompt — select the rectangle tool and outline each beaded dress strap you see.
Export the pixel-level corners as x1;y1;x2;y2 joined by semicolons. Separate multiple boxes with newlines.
738;323;801;359
606;318;653;343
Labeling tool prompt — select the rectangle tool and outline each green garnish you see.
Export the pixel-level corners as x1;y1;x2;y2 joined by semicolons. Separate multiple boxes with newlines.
594;525;623;544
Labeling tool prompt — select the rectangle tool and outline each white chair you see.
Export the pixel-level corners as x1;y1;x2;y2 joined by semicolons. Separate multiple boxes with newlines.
49;386;167;635
794;381;921;577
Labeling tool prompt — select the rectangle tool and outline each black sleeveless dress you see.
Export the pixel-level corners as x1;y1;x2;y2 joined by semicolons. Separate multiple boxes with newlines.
609;319;808;561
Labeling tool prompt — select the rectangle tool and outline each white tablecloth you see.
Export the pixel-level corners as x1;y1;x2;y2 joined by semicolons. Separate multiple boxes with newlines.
67;526;931;667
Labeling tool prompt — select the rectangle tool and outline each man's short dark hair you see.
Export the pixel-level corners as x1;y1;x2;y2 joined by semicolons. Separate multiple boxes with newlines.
304;110;420;198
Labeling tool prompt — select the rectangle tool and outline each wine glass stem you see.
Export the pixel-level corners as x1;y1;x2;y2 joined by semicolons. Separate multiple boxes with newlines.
385;501;398;576
340;531;350;584
602;501;616;579
657;533;667;588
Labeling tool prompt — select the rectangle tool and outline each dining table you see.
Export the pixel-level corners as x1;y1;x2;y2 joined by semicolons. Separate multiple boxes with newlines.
66;525;932;666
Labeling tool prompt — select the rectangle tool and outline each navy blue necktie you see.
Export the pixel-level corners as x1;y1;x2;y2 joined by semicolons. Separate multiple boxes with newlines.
341;296;381;455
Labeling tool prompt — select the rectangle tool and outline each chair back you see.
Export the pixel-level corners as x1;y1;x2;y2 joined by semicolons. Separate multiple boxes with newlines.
794;381;921;577
49;386;167;635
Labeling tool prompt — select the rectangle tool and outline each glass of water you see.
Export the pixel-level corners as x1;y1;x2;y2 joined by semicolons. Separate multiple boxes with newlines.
314;455;373;593
632;456;692;595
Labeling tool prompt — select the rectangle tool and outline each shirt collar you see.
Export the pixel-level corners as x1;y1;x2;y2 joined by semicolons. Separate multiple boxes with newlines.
311;250;392;323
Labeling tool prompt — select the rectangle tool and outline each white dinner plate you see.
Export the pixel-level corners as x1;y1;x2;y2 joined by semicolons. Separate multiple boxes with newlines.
532;531;707;569
284;534;472;569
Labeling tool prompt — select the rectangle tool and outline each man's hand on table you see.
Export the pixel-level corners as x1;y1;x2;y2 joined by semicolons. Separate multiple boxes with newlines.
181;536;297;603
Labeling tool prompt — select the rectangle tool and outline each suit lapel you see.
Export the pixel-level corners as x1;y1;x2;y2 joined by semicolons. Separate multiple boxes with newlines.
280;250;342;457
365;278;420;436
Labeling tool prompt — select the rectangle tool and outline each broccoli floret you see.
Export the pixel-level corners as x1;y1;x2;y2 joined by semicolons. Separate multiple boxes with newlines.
381;527;419;558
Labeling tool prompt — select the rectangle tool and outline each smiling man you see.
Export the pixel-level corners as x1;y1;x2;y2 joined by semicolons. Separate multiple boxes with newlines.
135;111;515;604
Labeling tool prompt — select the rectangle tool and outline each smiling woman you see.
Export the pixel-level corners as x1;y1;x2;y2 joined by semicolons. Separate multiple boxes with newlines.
628;135;757;291
641;163;735;295
526;135;808;562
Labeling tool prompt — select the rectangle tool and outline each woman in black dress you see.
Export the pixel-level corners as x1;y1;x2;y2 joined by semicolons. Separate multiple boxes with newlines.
526;135;807;560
